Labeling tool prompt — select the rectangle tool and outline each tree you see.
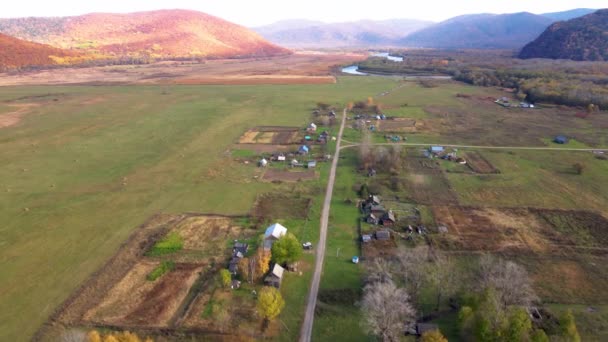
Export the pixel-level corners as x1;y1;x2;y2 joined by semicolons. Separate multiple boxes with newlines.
219;269;232;288
560;310;581;342
239;257;254;284
573;163;585;175
361;280;416;342
364;258;393;285
427;250;458;311
531;329;549;342
477;255;538;309
257;286;285;320
505;307;532;342
254;248;272;280
421;330;448;342
87;331;102;342
395;246;430;304
271;233;302;265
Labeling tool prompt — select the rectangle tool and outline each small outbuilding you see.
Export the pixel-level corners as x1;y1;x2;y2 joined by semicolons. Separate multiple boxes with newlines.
233;242;249;256
307;161;317;169
264;223;288;250
366;213;379;225
264;264;285;288
228;257;240;275
259;158;268;167
361;234;372;243
430;146;445;154
277;154;286;161
380;211;396;226
375;230;391;241
231;280;241;290
298;145;310;154
554;135;569;144
308;123;317;132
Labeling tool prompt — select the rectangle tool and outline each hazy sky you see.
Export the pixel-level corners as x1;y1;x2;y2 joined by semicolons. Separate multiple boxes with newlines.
1;0;604;26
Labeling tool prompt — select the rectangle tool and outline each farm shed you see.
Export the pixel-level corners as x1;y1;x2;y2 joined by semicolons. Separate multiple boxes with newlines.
308;123;317;132
307;161;317;168
233;242;249;256
554;135;569;144
264;264;285;288
259;158;268;167
366;213;379;225
228;257;240;275
264;223;288;250
375;230;390;241
361;234;372;243
380;211;396;226
298;145;310;154
430;146;445;154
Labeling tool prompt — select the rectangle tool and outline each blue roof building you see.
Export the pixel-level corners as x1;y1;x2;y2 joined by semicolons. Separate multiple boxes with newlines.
554;136;568;144
430;146;445;153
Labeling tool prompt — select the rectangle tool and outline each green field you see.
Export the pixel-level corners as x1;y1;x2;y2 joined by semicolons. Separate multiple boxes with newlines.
0;77;399;341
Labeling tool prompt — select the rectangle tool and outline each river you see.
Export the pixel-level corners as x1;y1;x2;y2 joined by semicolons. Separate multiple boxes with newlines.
342;52;451;80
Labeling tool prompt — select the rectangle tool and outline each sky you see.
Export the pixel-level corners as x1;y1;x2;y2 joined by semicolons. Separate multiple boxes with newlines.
1;0;605;26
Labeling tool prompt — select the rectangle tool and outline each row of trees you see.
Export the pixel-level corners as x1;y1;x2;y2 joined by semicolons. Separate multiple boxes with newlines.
360;248;581;341
358;131;403;174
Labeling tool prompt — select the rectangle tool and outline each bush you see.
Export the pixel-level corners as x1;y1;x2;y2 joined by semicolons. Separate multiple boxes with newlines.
148;232;183;256
147;261;175;281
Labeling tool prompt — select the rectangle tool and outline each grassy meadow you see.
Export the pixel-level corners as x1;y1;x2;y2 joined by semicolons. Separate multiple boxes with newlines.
0;77;398;341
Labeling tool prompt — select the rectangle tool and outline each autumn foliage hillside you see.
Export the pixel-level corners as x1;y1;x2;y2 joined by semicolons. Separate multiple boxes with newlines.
0;9;290;58
0;33;78;70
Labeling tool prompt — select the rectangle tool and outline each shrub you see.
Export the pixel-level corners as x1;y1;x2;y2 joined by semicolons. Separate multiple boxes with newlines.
148;232;183;256
147;261;175;281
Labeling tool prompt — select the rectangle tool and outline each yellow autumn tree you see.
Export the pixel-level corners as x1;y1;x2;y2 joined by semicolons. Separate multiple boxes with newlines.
255;248;271;280
421;330;448;342
87;330;102;342
257;286;285;320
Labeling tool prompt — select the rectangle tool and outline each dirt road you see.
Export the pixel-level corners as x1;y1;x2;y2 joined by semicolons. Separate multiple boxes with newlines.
341;142;608;152
299;108;347;342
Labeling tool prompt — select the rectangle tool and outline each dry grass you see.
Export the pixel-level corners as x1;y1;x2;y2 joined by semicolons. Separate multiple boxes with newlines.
0;53;362;86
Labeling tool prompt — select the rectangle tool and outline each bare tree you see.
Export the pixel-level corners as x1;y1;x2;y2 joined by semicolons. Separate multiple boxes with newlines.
361;280;416;342
477;255;538;309
364;258;394;285
427;250;459;311
395;246;431;304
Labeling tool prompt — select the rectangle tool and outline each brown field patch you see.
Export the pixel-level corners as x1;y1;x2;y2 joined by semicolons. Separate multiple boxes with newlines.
465;151;500;174
173;75;336;85
85;262;203;327
403;155;458;205
262;169;316;182
238;126;301;145
252;193;312;220
362;238;398;259
170;215;244;251
233;143;293;154
521;256;608;304
432;206;550;253
377;118;418;132
0;53;363;86
0;103;38;128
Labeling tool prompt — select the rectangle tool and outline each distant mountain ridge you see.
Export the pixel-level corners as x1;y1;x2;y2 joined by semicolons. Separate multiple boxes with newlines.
255;8;596;49
519;9;608;61
541;8;597;21
0;9;289;59
399;12;554;49
253;19;433;48
0;32;78;70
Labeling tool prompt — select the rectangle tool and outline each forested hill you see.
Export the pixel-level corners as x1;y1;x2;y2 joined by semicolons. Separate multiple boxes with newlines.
519;9;608;61
0;33;78;70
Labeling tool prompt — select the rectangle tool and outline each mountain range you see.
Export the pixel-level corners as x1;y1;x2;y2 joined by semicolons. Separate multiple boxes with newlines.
254;8;598;49
254;19;432;48
0;9;288;59
519;9;608;61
